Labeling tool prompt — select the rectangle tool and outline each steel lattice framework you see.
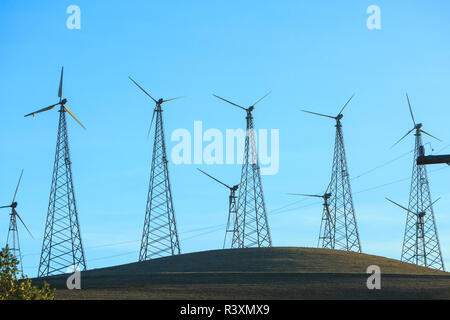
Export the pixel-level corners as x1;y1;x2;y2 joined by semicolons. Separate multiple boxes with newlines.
401;131;444;269
388;94;444;270
1;170;31;276
228;185;240;248
302;95;361;252
213;93;272;248
129;77;181;261
38;106;87;277
197;169;240;248
24;68;87;277
317;192;335;249
235;111;272;247
139;103;181;260
7;215;23;274
326;120;361;252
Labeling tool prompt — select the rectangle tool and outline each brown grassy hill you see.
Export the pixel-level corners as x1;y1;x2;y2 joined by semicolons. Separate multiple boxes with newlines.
34;247;450;300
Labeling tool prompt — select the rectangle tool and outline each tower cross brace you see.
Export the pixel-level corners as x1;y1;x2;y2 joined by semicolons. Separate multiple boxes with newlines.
235;109;272;248
139;103;181;261
38;106;86;277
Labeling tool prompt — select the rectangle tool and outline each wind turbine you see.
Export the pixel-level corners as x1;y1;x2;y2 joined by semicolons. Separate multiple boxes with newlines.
197;168;240;249
387;197;440;242
129;76;181;261
0;170;33;276
301;94;362;253
213;92;272;248
25;67;87;277
391;93;444;270
288;183;335;248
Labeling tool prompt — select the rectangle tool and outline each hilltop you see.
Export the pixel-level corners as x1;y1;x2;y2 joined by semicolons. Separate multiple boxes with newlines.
34;247;450;299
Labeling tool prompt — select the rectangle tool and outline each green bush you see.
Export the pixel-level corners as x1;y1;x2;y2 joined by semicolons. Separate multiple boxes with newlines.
0;247;55;300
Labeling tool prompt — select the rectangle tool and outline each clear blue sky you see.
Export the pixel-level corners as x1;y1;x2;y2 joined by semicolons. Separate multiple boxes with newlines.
1;0;449;276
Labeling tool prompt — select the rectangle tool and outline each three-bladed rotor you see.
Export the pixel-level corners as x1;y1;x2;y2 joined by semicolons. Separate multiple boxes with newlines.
0;170;34;239
212;91;271;114
301;94;355;122
129;76;183;139
197;168;239;192
288;181;335;227
386;197;440;218
24;67;86;130
391;93;441;148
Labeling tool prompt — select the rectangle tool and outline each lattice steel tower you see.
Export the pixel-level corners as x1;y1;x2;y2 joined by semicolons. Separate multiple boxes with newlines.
213;93;272;248
25;67;87;277
197;168;240;248
302;94;362;252
288;183;335;249
388;94;444;270
1;170;34;276
129;77;181;261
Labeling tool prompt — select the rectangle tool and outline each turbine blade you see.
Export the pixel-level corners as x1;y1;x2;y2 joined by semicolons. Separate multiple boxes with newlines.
12;169;24;203
386;197;416;215
58;66;64;99
287;193;323;198
406;93;416;127
391;127;415;148
423;197;441;213
13;208;34;239
212;94;246;110
64;106;86;130
197;168;232;189
338;93;355;115
301;109;335;119
0;205;12;209
24;103;60;117
129;77;157;103
420;130;442;142
147;108;156;140
161;96;184;104
252;91;271;107
324;180;333;194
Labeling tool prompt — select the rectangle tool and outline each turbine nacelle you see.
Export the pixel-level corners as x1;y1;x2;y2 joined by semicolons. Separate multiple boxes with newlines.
197;168;239;192
213;91;271;115
128;76;183;139
0;170;34;239
24;67;86;130
386;197;440;219
391;94;440;148
301;94;354;123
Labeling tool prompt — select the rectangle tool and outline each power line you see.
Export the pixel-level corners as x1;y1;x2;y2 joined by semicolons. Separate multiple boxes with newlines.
18;155;450;266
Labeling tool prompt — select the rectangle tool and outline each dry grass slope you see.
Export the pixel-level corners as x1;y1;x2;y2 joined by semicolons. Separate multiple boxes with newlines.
34;247;450;300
